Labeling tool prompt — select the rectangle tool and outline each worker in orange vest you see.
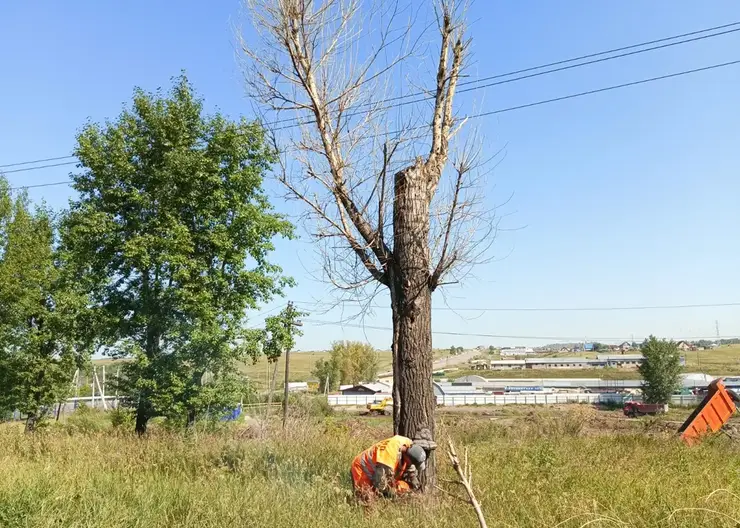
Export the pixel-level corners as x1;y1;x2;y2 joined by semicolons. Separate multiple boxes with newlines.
350;433;436;497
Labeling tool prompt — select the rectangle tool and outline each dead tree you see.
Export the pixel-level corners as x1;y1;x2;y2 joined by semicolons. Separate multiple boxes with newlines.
241;0;496;484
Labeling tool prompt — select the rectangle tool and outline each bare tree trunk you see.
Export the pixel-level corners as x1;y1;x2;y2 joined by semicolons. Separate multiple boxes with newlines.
186;370;204;429
24;414;38;433
135;399;149;436
267;359;279;409
394;164;436;483
390;296;401;434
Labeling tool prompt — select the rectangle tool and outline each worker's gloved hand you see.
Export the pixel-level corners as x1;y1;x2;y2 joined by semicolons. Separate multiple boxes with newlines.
401;465;420;491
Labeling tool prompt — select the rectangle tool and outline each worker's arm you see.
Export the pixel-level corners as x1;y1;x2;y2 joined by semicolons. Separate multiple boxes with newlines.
371;463;395;497
401;465;421;491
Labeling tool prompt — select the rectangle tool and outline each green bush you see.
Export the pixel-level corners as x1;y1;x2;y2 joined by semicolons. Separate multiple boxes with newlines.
108;407;133;429
64;405;108;434
294;395;333;418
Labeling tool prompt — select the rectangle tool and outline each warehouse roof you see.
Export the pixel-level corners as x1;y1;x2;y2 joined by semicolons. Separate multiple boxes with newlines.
490;360;526;366
525;357;595;365
596;354;645;361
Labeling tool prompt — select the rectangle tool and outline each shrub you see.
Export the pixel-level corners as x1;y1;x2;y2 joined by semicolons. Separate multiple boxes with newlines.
639;336;681;404
294;395;333;418
108;407;133;429
64;405;108;434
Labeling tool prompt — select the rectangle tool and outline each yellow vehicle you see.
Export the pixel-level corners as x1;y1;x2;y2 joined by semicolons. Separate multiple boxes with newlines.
366;397;393;415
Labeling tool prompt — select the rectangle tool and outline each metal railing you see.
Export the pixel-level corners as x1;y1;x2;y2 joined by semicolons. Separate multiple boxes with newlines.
328;393;702;407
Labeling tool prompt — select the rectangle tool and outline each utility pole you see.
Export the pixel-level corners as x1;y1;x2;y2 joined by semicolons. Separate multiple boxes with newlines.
282;302;303;429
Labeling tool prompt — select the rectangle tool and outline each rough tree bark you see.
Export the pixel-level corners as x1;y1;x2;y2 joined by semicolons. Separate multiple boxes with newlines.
135;400;149;436
393;163;435;444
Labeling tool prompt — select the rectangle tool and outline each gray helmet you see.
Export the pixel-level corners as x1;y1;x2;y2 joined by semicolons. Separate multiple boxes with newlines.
406;444;427;471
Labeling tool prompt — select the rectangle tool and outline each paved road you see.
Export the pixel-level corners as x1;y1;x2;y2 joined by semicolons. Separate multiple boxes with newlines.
379;349;479;378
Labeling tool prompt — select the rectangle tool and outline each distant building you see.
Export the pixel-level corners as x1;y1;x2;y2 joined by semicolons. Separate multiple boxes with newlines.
596;354;645;368
340;382;392;396
489;359;526;370
287;382;309;393
500;347;534;357
676;341;693;351
432;381;482;397
618;342;632;352
524;357;598;369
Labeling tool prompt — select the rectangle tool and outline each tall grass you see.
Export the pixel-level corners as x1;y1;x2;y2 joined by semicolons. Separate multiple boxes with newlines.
2;408;740;527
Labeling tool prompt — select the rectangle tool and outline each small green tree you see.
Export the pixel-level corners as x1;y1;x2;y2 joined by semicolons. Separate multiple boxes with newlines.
257;303;305;407
62;75;293;434
639;336;682;404
0;178;93;431
312;358;339;393
312;341;378;391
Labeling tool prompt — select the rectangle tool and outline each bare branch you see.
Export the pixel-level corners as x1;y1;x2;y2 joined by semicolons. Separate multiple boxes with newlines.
240;0;502;305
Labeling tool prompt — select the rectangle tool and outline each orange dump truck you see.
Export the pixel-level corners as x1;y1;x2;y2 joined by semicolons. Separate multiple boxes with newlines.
678;378;740;446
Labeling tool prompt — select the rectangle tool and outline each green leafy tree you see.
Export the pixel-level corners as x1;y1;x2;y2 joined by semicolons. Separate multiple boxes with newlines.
313;358;339;393
257;303;305;406
0;178;92;431
312;341;378;391
639;336;682;404
62;76;293;434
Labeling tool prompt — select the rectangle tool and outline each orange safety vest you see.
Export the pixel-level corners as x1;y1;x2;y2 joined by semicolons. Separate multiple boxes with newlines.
351;435;413;493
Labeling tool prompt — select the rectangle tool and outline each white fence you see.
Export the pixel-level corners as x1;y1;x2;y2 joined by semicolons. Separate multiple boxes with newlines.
328;393;703;407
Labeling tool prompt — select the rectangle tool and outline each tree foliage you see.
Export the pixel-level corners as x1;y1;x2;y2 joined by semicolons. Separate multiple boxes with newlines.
639;336;682;404
0;178;92;431
312;340;379;392
62;75;293;433
260;303;305;364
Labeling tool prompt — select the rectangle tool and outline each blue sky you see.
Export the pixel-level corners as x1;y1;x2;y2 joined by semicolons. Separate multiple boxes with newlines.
1;1;739;351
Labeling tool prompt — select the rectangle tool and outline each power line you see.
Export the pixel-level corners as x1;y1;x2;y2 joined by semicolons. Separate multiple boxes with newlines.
271;25;740;130
5;20;740;171
464;58;740;120
2;161;77;175
294;300;740;312
246;302;291;329
385;20;740;104
300;318;739;342
6;57;740;191
9;180;75;191
0;155;76;169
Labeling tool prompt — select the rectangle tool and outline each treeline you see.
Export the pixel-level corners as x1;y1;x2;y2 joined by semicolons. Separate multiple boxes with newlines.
0;76;302;433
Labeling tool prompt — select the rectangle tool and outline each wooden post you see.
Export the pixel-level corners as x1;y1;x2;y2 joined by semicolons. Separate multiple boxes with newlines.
94;369;108;410
91;368;95;408
282;346;290;429
114;367;120;408
281;301;302;429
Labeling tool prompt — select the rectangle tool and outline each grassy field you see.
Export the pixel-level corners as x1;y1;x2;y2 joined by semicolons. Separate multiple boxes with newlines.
682;344;740;374
3;405;740;527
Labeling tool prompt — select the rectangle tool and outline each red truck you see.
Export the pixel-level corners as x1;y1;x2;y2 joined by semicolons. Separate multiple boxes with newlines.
623;401;668;418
